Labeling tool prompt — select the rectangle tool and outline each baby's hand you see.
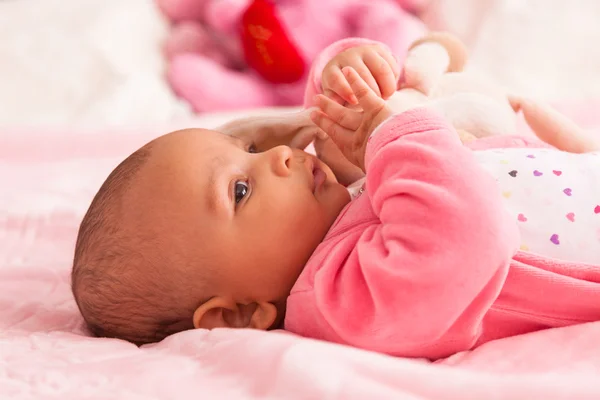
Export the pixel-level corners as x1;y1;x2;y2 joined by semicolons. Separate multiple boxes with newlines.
218;109;323;152
321;44;400;105
311;67;393;172
313;136;365;186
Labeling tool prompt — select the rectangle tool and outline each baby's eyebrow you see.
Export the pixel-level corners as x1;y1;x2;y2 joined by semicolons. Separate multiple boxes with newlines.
225;133;249;148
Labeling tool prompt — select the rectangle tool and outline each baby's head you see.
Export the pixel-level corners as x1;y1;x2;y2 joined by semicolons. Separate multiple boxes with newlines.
72;126;350;344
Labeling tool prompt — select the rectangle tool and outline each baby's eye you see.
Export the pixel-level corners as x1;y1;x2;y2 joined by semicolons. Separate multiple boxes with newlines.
234;181;249;204
248;143;257;154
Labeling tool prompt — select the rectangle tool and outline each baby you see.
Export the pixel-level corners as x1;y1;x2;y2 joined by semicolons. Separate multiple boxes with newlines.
72;36;600;359
71;38;397;343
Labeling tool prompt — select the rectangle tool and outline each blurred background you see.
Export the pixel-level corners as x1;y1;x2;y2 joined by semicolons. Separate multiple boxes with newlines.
1;0;600;127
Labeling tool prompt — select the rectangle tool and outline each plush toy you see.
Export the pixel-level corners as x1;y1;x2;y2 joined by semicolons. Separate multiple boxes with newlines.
388;32;600;153
386;32;520;143
155;0;427;112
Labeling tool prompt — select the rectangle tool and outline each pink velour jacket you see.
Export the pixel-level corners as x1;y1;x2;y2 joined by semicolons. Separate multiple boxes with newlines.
284;39;600;360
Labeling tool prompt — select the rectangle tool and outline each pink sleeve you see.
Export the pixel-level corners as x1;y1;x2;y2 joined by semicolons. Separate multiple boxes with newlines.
303;38;391;108
318;109;519;359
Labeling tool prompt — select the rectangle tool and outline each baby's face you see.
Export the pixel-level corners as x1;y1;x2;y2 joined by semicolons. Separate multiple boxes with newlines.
134;128;350;318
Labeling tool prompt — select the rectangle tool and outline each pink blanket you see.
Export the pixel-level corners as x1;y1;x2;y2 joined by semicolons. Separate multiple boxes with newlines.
2;108;600;399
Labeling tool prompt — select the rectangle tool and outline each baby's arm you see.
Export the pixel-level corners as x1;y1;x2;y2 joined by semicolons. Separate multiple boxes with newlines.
306;70;520;359
216;109;322;152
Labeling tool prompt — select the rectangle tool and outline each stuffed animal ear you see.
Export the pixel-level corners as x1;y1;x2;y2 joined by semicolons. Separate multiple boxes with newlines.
510;96;600;153
401;32;468;95
408;32;468;72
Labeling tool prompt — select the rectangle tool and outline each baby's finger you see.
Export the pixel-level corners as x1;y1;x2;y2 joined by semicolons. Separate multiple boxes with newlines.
343;67;386;113
289;127;320;149
315;94;361;130
310;110;354;148
363;51;397;99
323;89;346;105
352;60;382;98
377;48;401;83
316;128;328;140
325;67;358;104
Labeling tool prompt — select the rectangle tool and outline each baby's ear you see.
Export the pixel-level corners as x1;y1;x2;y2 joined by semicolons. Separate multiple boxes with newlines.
192;298;277;330
245;302;279;330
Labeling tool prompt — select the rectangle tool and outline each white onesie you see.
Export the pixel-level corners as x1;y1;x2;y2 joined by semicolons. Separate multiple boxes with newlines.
473;148;600;265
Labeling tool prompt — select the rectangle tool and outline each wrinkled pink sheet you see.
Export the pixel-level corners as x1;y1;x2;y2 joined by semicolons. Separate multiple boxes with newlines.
2;107;600;399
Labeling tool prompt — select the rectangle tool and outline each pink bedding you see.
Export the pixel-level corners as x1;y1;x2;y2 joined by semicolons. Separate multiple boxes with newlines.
2;107;600;399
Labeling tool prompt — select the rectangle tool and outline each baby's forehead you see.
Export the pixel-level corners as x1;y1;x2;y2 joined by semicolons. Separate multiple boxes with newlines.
135;128;242;182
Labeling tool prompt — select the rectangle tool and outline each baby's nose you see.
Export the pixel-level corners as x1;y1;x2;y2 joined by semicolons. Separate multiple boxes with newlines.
269;145;293;177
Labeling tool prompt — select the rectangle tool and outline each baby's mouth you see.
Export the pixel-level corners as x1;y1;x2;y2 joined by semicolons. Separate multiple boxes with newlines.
312;160;327;194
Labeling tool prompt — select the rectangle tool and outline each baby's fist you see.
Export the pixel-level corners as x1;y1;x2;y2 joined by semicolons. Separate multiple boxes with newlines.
312;67;393;173
322;44;400;105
